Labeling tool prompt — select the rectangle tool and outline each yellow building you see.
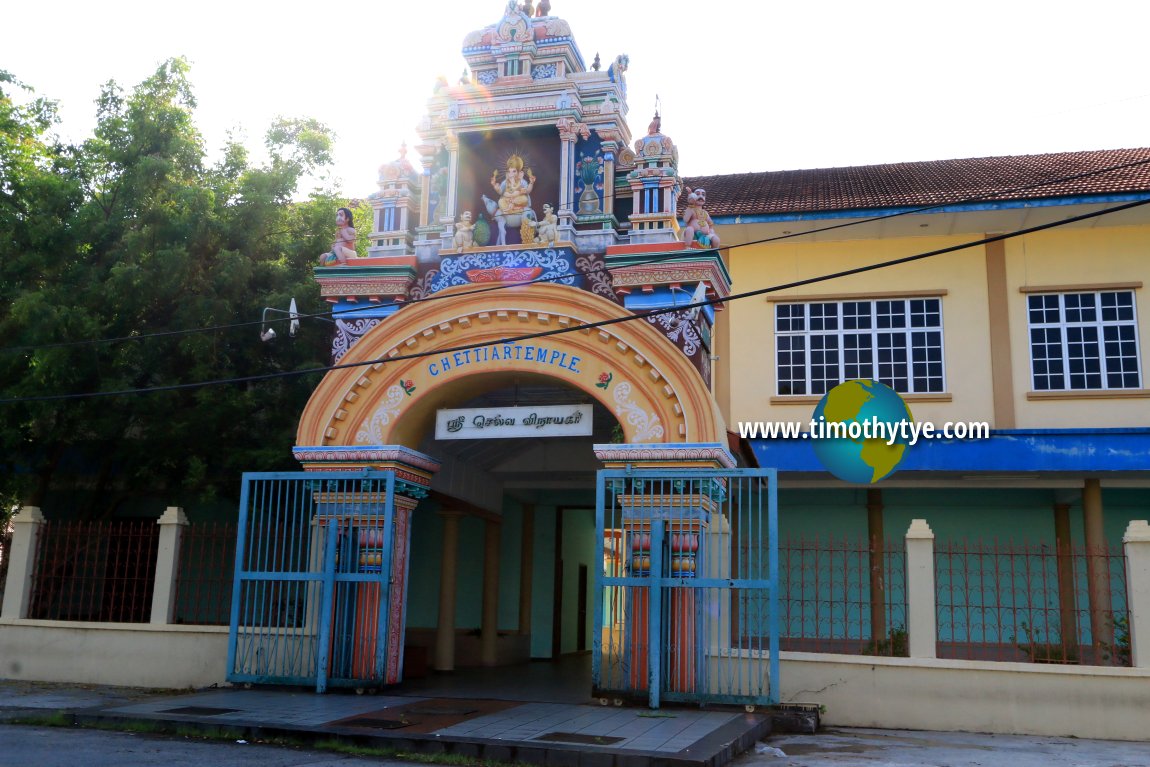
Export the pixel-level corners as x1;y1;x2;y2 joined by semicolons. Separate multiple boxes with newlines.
694;152;1150;659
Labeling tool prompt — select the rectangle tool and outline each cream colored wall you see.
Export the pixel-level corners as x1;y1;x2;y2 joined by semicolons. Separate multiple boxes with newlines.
724;235;995;429
0;619;229;688
720;221;1150;432
764;652;1150;742
1006;225;1150;428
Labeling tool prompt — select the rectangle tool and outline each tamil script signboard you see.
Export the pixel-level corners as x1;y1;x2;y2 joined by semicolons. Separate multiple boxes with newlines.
435;404;593;440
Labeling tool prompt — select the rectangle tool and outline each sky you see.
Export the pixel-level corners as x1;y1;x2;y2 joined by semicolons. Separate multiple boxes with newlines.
6;1;1150;199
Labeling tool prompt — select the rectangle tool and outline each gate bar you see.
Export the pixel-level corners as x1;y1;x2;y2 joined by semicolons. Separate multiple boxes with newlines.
315;517;339;694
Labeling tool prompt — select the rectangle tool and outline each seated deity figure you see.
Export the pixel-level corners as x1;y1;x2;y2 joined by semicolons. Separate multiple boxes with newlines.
482;154;537;246
452;211;476;252
681;188;720;249
318;207;357;265
527;203;559;246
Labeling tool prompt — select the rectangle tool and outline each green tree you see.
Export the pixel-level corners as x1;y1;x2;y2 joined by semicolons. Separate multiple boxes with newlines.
0;60;344;519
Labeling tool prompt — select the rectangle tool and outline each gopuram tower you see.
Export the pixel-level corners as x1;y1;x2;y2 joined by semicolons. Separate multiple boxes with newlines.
292;2;739;691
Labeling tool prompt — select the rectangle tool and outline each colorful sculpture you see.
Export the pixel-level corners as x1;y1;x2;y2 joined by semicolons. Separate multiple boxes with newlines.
483;154;537;246
318;207;357;265
682;188;720;249
528;203;560;246
452;211;476;252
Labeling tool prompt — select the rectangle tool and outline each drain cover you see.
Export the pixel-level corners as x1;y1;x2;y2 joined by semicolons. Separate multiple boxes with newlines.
535;732;625;746
340;717;414;730
403;705;478;716
159;706;241;716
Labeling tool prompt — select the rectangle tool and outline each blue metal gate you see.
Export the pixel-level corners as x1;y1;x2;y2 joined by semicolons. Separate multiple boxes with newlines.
227;471;398;692
592;468;779;708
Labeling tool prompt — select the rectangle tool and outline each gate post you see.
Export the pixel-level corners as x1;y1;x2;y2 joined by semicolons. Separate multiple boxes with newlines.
294;446;440;685
594;443;737;708
1;506;44;620
905;519;937;659
1124;520;1150;668
150;506;188;624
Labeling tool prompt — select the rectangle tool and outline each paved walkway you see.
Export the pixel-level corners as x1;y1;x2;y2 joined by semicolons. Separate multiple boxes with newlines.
0;675;769;767
732;727;1150;767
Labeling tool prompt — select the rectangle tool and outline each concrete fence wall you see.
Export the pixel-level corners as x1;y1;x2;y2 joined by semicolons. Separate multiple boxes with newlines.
713;517;1150;741
0;619;229;688
0;505;232;688
3;506;1150;741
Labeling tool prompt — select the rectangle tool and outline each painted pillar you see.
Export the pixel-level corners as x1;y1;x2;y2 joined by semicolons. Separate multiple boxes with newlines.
595;445;738;706
519;503;535;635
150;506;188;624
557;125;573;220
905;519;937;659
1;505;44;620
481;518;501;666
1083;478;1115;660
1123;520;1150;668
1053;503;1079;650
601;142;617;220
556;118;589;226
415;142;437;229
293;446;439;684
444;132;459;223
867;489;887;645
434;510;463;672
385;497;419;684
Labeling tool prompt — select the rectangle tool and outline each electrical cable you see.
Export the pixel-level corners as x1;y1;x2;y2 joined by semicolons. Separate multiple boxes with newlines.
5;154;1149;354
4;194;1147;403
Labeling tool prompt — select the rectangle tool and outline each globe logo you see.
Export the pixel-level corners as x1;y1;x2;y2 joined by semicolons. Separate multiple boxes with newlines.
810;379;914;484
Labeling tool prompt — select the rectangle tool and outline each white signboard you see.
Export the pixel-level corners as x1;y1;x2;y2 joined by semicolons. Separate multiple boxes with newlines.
435;404;593;440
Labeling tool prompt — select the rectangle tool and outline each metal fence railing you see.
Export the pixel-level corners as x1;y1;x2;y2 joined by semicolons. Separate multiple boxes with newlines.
760;536;908;656
173;521;237;625
936;539;1130;666
27;519;159;623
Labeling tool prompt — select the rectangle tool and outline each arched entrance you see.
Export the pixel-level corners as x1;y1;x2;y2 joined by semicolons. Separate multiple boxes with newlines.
295;281;725;454
289;281;736;688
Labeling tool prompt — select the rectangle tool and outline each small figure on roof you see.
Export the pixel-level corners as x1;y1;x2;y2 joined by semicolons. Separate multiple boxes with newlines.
318;207;357;265
682;188;720;249
452;211;476;252
536;0;551;16
520;0;534;15
592;53;601;71
527;203;559;246
460;69;469;85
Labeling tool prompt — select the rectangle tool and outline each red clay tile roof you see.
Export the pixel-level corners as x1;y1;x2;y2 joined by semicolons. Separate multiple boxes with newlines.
681;148;1150;218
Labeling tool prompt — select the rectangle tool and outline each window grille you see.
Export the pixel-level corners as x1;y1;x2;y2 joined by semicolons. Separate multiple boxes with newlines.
775;298;945;395
1027;290;1141;391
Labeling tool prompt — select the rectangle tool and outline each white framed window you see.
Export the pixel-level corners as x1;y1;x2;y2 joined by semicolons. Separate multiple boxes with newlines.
1027;290;1141;391
775;298;945;395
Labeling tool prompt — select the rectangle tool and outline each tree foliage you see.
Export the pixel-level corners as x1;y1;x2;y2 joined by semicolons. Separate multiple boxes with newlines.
0;60;344;520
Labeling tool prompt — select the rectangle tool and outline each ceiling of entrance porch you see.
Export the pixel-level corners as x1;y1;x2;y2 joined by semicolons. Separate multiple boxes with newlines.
418;384;617;500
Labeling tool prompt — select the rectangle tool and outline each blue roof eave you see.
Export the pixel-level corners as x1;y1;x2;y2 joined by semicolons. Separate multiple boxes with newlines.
713;192;1150;225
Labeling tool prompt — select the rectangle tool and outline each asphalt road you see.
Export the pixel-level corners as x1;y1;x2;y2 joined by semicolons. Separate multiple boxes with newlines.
0;723;408;767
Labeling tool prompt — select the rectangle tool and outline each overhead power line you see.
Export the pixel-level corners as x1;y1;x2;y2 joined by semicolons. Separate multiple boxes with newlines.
5;154;1149;355
4;194;1147;404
